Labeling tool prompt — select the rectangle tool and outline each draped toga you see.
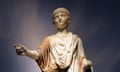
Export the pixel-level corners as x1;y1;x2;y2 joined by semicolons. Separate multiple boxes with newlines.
36;32;85;72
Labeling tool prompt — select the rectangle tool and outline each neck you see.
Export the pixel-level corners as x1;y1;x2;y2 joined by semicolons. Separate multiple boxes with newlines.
57;29;68;33
56;29;69;37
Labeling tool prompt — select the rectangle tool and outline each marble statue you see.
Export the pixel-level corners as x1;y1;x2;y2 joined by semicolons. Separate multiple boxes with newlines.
14;7;93;72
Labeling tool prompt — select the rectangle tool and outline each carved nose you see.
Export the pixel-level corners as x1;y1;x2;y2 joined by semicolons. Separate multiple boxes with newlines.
59;18;62;22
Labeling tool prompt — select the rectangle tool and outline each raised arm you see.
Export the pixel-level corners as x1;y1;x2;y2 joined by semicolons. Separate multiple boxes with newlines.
14;37;50;60
14;44;40;60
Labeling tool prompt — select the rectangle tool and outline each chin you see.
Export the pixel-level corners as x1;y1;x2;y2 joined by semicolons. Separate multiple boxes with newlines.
57;26;65;29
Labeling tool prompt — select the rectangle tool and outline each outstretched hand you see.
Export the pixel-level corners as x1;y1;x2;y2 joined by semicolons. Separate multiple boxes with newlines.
14;44;27;56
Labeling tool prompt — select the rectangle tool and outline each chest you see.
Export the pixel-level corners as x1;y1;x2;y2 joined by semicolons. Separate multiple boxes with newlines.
49;36;78;56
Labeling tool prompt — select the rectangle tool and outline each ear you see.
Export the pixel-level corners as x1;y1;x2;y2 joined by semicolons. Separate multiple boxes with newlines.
67;18;71;24
52;19;55;24
52;17;55;25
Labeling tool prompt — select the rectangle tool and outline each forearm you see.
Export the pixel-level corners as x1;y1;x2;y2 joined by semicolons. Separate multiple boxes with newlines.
26;49;40;60
80;56;92;72
80;56;86;72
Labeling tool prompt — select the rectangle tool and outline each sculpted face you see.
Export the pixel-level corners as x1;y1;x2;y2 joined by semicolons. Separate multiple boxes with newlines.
53;12;70;30
52;8;71;30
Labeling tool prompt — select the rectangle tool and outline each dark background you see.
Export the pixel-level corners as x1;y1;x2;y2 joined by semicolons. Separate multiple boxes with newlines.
0;0;120;72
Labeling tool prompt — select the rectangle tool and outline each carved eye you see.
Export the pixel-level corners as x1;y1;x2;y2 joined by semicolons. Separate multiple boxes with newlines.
55;16;59;19
61;14;65;17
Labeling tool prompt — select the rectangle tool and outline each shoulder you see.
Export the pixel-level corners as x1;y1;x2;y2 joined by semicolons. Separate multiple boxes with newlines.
43;36;50;42
41;35;52;45
43;34;56;42
43;33;55;39
71;32;83;42
71;32;79;39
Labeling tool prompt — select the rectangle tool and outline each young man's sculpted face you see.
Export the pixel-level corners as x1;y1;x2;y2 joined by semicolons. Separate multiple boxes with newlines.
53;12;70;30
52;8;71;30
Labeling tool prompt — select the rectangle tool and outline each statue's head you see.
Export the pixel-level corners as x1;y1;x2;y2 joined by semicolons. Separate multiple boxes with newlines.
52;7;71;30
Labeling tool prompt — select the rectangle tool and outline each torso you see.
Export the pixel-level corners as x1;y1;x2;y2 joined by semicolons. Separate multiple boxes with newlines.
48;32;78;69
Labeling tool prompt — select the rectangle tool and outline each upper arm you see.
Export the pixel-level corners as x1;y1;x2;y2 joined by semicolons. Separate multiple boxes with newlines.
36;36;50;57
36;37;51;68
39;37;50;50
77;37;85;58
